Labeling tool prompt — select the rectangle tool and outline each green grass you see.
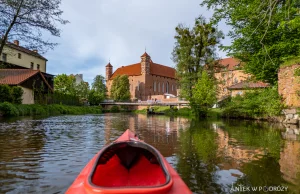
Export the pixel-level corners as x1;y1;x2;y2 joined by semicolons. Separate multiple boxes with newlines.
0;102;102;117
281;56;300;67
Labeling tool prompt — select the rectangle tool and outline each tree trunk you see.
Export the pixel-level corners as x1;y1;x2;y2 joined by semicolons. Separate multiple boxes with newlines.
0;0;24;57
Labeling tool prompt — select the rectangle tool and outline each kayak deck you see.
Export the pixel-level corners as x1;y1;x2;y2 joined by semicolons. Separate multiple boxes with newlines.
90;141;170;188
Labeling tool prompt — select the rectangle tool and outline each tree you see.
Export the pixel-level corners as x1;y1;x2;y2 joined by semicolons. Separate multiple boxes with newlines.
201;0;300;84
110;75;131;101
191;70;217;117
0;0;69;56
54;74;76;96
172;16;223;100
92;75;106;96
87;75;106;105
75;81;90;99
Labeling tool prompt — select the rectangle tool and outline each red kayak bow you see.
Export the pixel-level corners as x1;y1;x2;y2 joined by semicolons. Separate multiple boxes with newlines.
66;129;192;194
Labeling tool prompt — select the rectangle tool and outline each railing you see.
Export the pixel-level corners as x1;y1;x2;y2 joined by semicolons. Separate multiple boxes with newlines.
99;100;189;106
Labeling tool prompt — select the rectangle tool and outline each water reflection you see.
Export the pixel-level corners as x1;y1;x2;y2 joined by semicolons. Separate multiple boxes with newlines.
0;114;299;193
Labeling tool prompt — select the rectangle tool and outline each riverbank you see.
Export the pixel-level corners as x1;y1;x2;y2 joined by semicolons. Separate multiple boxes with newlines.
0;102;102;117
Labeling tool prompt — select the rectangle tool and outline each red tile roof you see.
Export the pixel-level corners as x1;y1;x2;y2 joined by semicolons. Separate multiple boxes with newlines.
110;62;176;79
0;69;53;91
6;42;47;61
150;62;176;78
106;62;112;67
216;58;241;71
141;52;150;57
111;63;141;79
228;81;270;90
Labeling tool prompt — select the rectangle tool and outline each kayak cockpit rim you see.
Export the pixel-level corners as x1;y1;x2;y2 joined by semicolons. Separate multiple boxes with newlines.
87;140;172;189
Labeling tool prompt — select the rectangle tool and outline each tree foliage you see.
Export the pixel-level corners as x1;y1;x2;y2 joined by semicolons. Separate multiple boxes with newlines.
87;75;106;105
172;16;223;100
91;75;106;97
76;81;90;99
191;71;217;116
201;0;300;84
54;74;76;96
110;75;131;101
0;85;23;104
0;0;69;56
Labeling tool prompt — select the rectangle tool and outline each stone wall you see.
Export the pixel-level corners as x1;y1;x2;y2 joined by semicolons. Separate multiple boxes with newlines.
278;64;300;107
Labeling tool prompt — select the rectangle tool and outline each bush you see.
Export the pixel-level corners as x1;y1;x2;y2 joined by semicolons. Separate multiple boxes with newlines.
110;105;120;113
0;85;13;103
11;86;24;104
222;87;284;118
0;102;19;116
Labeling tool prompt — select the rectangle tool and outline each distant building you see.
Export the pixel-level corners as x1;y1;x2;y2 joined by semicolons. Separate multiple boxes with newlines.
106;52;177;101
214;57;269;99
70;74;84;84
214;58;250;100
228;81;270;97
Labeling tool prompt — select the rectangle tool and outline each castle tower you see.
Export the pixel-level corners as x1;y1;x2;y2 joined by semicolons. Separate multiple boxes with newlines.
105;62;113;81
141;52;151;75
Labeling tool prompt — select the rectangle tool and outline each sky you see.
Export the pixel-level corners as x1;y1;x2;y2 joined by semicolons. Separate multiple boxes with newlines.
45;0;231;84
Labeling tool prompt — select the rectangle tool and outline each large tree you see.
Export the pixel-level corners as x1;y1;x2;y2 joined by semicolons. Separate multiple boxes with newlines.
88;75;106;105
110;75;131;101
0;0;69;56
192;70;217;116
201;0;300;84
76;81;90;99
172;16;223;101
54;74;76;96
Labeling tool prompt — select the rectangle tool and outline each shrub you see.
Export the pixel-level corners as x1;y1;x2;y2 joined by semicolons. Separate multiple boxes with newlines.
11;86;23;104
0;85;13;103
110;105;120;113
0;102;19;116
222;87;284;118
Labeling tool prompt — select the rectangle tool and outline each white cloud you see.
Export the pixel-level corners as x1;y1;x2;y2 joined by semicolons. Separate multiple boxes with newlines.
45;0;231;84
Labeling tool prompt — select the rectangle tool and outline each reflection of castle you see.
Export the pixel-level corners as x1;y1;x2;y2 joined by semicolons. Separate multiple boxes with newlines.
214;123;300;188
215;125;263;169
104;114;190;157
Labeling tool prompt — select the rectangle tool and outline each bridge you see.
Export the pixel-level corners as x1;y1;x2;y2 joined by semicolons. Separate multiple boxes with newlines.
99;100;190;110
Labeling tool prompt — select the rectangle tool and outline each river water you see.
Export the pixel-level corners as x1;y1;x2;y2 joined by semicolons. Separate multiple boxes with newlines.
0;113;299;194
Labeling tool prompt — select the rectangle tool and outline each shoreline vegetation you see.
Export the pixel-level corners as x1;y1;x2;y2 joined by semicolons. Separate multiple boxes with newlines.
0;102;102;117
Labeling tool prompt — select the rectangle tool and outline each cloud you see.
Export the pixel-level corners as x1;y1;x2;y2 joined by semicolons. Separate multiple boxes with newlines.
45;0;231;84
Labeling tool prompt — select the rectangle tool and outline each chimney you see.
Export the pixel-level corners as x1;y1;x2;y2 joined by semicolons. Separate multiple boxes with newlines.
33;49;38;53
13;40;19;46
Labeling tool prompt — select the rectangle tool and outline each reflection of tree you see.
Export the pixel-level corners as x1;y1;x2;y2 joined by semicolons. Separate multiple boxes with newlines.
233;156;289;194
0;121;45;193
176;120;223;193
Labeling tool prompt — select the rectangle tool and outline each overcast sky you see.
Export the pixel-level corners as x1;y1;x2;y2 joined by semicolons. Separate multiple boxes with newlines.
45;0;231;84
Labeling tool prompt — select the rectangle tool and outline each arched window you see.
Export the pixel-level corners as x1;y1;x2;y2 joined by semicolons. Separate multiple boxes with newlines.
138;81;140;91
153;81;156;92
158;82;160;92
172;84;173;91
162;83;164;93
166;82;169;93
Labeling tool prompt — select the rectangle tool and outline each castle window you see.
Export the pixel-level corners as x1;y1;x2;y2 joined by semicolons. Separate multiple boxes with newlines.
162;83;164;93
153;81;156;92
166;82;169;93
18;53;21;59
37;64;40;70
138;81;140;91
158;82;160;92
172;84;173;91
30;62;34;69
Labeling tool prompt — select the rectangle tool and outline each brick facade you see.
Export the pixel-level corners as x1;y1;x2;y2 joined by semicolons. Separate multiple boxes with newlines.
278;64;300;107
106;52;177;101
